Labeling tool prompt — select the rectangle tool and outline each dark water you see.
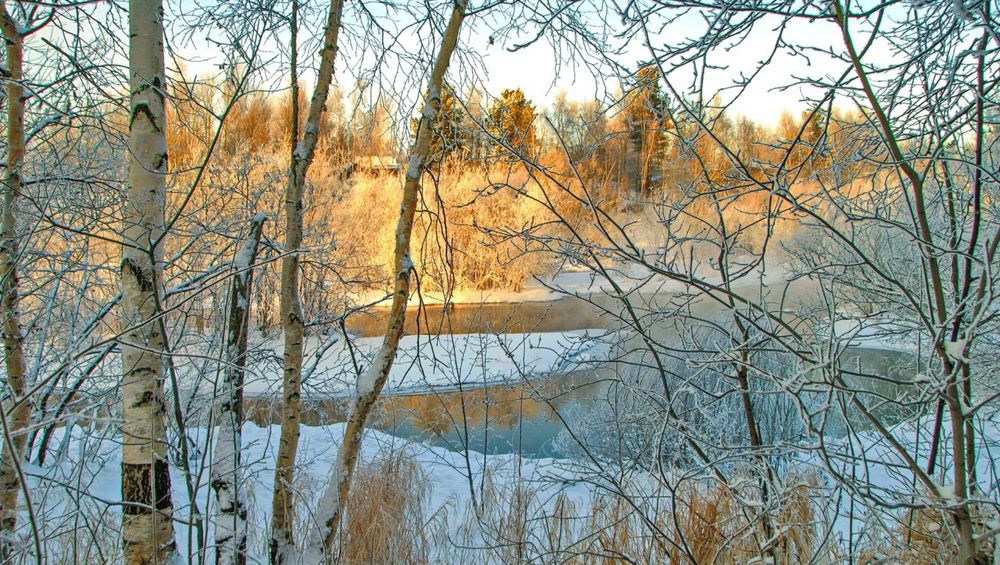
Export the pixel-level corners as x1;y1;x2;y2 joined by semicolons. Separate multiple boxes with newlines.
244;347;916;459
344;298;609;337
249;298;922;459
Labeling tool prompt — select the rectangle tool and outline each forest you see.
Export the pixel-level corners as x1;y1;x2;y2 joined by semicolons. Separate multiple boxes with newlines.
0;0;998;563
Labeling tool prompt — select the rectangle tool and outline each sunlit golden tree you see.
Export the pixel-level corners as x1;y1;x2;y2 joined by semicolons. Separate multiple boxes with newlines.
624;65;669;196
488;88;539;158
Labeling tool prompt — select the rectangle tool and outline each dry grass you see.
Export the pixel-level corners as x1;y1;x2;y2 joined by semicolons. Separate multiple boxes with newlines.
891;509;956;564
333;449;433;565
666;485;737;564
584;491;667;564
855;504;998;564
441;469;820;564
772;480;817;562
449;467;540;563
31;508;122;565
318;452;992;565
588;481;816;565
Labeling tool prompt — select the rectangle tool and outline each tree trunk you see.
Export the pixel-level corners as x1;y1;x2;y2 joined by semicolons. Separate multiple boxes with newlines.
212;214;265;565
0;3;29;559
121;0;176;560
307;2;467;559
626;118;643;197
832;3;980;559
270;0;344;562
948;389;977;564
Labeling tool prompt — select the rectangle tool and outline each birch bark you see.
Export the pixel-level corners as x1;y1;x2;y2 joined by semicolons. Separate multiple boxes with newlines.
270;0;344;562
121;0;176;560
0;2;29;558
211;215;265;565
307;2;467;559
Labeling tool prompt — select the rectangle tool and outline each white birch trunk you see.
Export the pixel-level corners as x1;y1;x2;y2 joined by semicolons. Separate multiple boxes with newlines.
121;0;175;560
211;214;265;565
270;0;345;562
306;2;467;560
0;2;29;559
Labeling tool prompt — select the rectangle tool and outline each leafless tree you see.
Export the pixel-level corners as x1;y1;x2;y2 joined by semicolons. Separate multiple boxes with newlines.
210;214;265;565
269;0;346;561
120;0;177;559
308;0;468;559
474;0;1000;561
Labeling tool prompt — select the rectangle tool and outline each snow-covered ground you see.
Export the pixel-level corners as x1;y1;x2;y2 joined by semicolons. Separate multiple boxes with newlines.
27;422;596;562
820;412;1000;552
22;412;1000;563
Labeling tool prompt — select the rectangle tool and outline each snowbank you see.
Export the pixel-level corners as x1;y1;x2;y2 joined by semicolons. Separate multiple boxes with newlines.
28;422;594;562
237;329;612;397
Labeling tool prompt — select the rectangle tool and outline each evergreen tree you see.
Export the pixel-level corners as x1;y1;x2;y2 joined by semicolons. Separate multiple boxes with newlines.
487;88;539;158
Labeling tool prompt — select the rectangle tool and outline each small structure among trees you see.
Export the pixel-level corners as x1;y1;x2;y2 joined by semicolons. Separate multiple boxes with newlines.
347;155;402;175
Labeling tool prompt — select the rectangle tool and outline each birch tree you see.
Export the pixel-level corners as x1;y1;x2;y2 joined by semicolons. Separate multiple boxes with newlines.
307;0;468;558
211;214;265;565
270;0;345;561
121;0;176;560
0;1;30;559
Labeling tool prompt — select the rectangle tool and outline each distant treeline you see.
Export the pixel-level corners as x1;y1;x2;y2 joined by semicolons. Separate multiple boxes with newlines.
164;66;876;202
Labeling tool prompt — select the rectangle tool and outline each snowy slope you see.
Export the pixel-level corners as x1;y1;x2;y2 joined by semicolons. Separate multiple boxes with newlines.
235;330;612;397
27;422;596;562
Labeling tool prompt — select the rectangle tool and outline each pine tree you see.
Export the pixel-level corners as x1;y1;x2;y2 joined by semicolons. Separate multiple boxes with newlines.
488;88;539;159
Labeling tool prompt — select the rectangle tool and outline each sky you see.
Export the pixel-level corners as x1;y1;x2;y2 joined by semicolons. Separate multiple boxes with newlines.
163;0;865;129
471;7;852;128
477;31;826;128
